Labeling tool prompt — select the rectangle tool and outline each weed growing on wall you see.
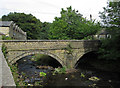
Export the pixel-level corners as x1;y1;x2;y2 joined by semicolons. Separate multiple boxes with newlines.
2;44;7;58
2;35;12;40
52;66;66;75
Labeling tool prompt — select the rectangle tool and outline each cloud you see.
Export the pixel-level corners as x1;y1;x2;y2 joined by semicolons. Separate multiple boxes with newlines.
0;0;108;22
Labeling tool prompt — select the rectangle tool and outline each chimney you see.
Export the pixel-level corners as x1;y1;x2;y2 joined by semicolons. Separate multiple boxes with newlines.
90;14;92;21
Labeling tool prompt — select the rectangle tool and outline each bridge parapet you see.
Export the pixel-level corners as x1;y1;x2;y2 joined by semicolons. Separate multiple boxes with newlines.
0;40;100;50
0;40;100;69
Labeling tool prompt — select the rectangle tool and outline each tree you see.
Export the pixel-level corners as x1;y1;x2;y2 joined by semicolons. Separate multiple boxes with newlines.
48;6;100;40
2;12;42;39
98;1;120;60
38;22;51;39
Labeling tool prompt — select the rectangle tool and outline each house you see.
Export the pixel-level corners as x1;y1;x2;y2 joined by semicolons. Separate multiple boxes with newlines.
94;29;111;39
0;21;27;40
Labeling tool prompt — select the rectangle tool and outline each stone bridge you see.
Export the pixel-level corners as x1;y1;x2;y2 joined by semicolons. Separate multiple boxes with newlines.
0;40;100;69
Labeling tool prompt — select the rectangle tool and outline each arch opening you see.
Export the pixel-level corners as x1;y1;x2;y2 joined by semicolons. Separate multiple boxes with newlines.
75;51;98;69
15;53;63;84
16;54;63;68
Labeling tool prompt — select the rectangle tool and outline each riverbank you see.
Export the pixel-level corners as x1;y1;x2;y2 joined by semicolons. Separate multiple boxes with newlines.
43;59;120;87
0;46;16;87
8;54;120;88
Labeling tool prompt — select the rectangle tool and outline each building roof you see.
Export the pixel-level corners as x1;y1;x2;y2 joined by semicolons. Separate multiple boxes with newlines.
0;21;26;36
0;21;13;27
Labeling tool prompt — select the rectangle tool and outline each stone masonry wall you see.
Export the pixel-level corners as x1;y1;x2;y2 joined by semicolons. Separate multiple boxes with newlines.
0;27;9;36
1;40;100;69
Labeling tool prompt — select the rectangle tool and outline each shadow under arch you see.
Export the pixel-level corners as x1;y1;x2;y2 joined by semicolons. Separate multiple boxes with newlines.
10;50;64;67
74;51;98;69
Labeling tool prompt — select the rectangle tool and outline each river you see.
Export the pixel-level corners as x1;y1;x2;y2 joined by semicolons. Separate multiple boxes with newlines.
16;54;120;87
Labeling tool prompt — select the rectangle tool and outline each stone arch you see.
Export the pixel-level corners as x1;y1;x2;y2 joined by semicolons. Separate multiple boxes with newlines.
74;50;97;68
9;50;65;67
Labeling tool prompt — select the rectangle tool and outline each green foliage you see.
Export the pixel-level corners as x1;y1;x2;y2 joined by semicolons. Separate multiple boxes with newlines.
83;35;94;40
2;35;12;40
2;44;7;58
9;64;20;86
2;36;12;58
1;7;100;40
98;1;120;60
9;64;27;86
99;1;120;28
53;67;66;75
2;12;42;39
98;34;120;60
39;22;51;39
40;72;46;77
2;41;27;86
80;73;85;78
49;6;100;40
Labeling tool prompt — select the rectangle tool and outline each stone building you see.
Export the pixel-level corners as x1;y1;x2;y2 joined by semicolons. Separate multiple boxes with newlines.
0;21;27;40
94;29;111;39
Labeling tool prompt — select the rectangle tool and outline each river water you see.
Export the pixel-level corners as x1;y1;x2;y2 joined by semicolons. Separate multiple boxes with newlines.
16;55;120;87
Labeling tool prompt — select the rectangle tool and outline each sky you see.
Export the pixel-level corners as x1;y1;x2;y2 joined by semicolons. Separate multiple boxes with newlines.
0;0;109;22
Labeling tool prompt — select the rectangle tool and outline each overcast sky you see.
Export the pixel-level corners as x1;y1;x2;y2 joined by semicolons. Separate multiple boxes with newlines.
0;0;109;22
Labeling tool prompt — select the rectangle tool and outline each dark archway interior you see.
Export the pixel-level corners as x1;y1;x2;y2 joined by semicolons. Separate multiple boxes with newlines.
16;54;62;68
75;51;98;69
33;54;62;68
